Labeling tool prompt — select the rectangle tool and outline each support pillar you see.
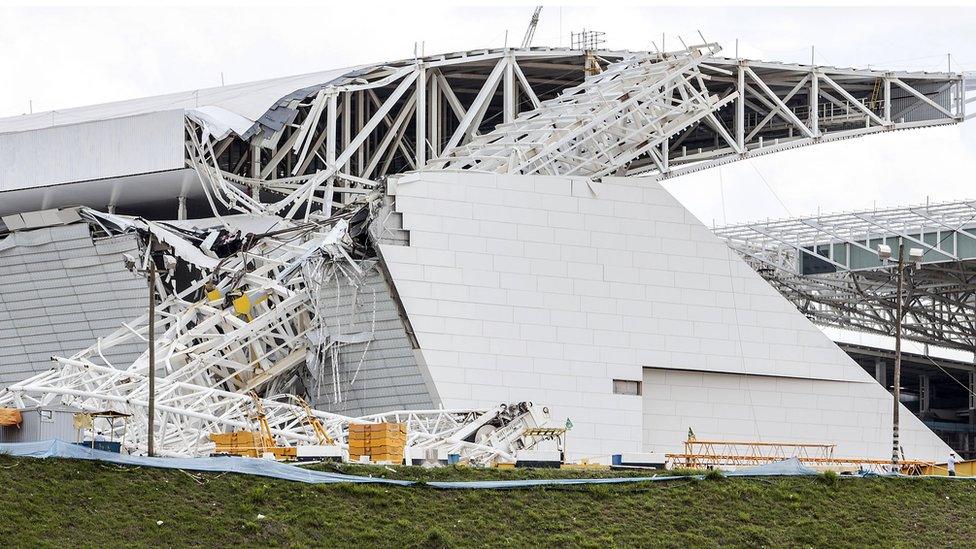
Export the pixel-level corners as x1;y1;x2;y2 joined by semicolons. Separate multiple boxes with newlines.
735;64;745;152
918;374;930;415
969;371;975;415
342;91;351;174
875;358;887;386
415;64;427;168
177;196;187;221
883;76;892;125
326;90;337;167
250;144;261;200
809;68;819;137
356;90;365;175
429;71;440;158
503;55;516;124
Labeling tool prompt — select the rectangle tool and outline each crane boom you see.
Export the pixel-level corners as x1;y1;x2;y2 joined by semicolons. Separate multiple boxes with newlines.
521;6;542;48
292;395;335;445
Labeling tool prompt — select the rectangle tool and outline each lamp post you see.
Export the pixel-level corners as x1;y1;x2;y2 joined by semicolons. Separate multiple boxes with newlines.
147;250;156;457
126;235;172;457
877;240;922;469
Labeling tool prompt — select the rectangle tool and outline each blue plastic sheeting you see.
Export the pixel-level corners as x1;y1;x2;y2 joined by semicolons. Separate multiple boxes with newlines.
426;475;693;490
0;440;412;486
726;457;819;477
9;440;923;489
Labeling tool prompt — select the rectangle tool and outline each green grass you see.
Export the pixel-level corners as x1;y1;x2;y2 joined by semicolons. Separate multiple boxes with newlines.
1;454;974;548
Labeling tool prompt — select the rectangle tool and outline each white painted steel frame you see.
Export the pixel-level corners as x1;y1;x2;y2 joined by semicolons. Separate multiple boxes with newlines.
715;200;976;352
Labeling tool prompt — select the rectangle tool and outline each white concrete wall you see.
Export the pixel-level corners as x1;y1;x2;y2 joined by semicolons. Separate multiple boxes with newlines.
643;368;949;461
380;171;953;461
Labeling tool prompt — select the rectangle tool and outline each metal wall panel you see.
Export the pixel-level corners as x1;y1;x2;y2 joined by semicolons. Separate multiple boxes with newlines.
0;406;82;443
890;81;954;124
0;110;185;192
0;224;146;387
306;262;435;416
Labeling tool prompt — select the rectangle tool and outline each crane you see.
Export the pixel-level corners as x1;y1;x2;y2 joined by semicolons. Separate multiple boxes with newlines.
521;6;543;48
292;395;335;445
248;391;277;454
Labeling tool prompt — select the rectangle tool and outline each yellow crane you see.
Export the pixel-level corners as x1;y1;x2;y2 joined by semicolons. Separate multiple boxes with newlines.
245;391;297;460
248;391;276;454
292;395;334;445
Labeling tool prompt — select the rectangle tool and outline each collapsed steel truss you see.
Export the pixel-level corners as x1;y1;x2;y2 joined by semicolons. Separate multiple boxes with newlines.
1;43;967;458
185;43;964;220
0;207;551;463
715;200;976;352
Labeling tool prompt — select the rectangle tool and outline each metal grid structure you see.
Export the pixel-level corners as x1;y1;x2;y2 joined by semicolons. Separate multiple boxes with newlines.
185;43;965;222
714;200;976;351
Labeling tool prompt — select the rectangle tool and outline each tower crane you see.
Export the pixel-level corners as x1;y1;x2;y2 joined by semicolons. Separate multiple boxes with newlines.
521;6;543;48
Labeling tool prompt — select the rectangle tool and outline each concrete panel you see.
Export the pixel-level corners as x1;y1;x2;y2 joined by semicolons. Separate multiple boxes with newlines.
381;172;952;462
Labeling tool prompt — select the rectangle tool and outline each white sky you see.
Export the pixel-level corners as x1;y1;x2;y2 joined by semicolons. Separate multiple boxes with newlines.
1;3;975;225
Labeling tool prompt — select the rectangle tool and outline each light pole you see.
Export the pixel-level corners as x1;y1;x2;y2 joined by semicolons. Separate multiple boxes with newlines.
147;249;156;457
877;240;922;469
126;235;171;457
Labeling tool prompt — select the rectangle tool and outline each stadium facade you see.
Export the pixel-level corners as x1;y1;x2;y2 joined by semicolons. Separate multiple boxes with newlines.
0;43;969;462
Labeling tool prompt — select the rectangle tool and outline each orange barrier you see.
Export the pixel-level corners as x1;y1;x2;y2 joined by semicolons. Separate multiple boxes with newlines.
0;408;22;427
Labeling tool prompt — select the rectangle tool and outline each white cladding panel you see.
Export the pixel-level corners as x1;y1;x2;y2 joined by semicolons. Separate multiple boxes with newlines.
381;172;952;461
0;111;185;192
642;368;949;461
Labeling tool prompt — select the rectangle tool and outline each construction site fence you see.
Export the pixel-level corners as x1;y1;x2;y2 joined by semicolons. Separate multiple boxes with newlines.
1;441;972;488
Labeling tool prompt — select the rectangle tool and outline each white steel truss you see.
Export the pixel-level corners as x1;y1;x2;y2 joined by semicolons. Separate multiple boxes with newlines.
184;45;964;221
428;44;964;182
0;207;549;463
714;200;976;352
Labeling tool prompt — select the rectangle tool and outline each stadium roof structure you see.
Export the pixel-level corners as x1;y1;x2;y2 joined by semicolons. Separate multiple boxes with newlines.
0;43;967;220
715;200;976;352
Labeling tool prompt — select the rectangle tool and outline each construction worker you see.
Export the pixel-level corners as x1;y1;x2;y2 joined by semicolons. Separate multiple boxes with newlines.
947;453;957;477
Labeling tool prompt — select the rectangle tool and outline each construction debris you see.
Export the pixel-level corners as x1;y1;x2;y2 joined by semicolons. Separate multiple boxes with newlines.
666;437;934;474
0;199;555;465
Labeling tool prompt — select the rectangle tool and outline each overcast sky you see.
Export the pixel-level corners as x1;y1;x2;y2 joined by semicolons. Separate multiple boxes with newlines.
1;3;974;224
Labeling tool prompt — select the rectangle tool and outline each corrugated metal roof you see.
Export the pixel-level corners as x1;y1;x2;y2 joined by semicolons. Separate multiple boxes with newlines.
0;65;361;136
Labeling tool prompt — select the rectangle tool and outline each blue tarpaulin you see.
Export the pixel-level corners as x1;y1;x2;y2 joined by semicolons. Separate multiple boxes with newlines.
7;439;951;488
0;440;412;486
1;440;699;488
725;457;819;477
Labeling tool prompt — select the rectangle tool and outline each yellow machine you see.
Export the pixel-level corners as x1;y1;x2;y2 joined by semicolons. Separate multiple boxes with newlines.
209;393;296;460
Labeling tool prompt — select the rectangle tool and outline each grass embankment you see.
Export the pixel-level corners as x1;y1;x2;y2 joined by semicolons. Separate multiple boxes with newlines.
1;455;974;548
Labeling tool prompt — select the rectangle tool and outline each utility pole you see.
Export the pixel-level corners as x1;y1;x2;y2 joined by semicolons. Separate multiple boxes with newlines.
891;240;905;468
147;238;157;458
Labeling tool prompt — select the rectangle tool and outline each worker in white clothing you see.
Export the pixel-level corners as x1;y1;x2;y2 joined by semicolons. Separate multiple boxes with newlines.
947;454;957;477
